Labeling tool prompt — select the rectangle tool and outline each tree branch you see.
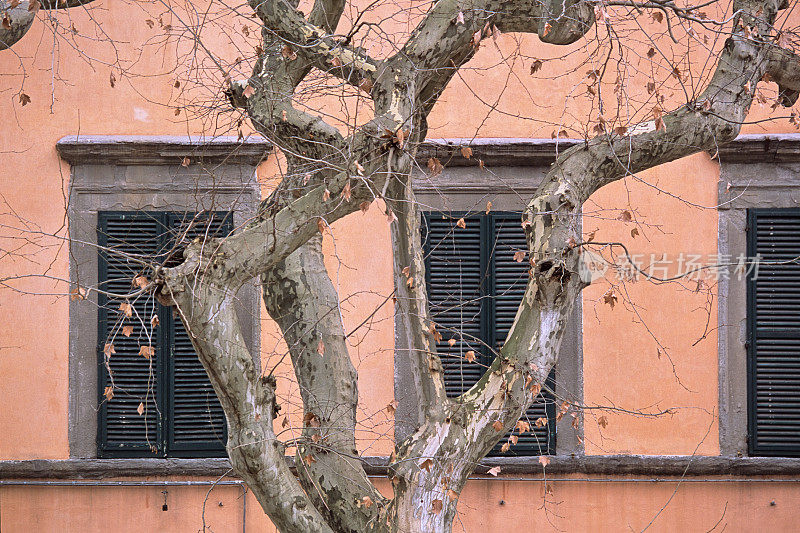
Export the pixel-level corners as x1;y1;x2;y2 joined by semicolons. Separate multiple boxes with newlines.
767;43;800;106
247;0;379;89
0;3;35;51
454;0;793;473
262;234;386;531
386;168;449;430
0;0;98;51
164;281;333;533
495;0;595;45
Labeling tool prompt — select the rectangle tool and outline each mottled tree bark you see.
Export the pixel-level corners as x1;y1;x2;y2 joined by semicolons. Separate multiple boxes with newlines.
0;0;97;50
152;0;800;531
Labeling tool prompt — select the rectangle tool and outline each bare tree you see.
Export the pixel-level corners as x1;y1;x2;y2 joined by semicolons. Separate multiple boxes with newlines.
4;0;800;531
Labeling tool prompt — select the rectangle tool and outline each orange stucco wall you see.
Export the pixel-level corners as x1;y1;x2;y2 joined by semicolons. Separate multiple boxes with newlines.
1;1;799;531
3;476;800;532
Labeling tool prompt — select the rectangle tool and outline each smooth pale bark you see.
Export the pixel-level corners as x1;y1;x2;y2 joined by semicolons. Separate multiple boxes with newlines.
154;0;800;531
386;168;449;430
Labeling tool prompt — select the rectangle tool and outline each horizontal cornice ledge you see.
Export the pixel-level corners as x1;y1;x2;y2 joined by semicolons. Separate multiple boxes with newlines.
715;133;800;163
56;134;800;168
415;138;581;167
416;134;800;168
56;135;273;166
3;455;800;479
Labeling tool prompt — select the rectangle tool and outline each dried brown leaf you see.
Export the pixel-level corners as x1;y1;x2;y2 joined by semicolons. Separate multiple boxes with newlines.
603;289;618;309
139;345;155;359
281;45;297;60
427;157;444;177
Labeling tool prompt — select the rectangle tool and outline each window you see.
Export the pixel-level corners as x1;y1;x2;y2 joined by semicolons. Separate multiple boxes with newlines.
747;208;800;457
423;211;556;455
61;135;263;460
97;211;231;457
715;137;800;457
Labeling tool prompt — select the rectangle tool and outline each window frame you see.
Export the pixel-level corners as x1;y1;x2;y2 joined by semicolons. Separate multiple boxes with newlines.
422;209;558;455
61;136;264;459
716;135;800;456
394;148;584;456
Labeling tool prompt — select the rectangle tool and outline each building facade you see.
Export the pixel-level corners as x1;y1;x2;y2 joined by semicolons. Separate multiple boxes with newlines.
1;2;800;532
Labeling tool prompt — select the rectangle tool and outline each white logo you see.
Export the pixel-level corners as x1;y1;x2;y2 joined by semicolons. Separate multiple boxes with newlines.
578;248;610;283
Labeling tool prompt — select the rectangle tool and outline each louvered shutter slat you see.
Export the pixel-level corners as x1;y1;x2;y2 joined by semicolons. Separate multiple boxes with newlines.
748;209;800;456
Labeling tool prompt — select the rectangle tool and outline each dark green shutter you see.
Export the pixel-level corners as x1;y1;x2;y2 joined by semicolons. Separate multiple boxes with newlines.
423;213;486;396
489;214;555;455
97;211;230;457
748;209;800;456
423;211;555;455
166;213;230;456
97;213;165;456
